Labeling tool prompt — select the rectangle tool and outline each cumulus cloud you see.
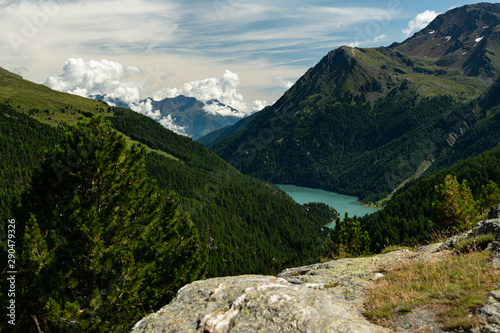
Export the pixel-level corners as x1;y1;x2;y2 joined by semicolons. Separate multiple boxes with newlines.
44;58;265;136
268;74;294;89
45;58;143;103
403;10;439;37
153;70;268;116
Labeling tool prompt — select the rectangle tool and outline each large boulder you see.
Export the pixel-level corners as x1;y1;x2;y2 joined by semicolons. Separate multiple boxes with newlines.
439;205;500;252
131;275;389;333
470;219;500;239
131;248;452;333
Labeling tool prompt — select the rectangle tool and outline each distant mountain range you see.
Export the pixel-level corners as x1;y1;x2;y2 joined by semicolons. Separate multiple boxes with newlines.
92;94;245;139
206;2;500;203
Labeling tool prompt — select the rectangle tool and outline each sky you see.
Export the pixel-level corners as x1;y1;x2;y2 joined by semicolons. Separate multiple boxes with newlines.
1;0;497;126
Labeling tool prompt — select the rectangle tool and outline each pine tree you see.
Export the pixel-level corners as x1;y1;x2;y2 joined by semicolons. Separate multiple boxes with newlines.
477;181;500;218
433;175;478;232
16;116;206;332
323;213;370;259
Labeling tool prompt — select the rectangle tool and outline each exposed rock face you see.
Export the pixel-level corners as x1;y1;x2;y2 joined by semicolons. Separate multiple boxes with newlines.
132;275;389;333
478;290;500;333
439;216;500;258
489;204;500;219
392;3;500;78
131;246;449;333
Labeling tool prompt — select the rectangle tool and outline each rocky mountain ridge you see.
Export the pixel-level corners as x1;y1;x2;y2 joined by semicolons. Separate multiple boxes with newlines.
392;2;500;79
150;95;242;139
93;94;244;139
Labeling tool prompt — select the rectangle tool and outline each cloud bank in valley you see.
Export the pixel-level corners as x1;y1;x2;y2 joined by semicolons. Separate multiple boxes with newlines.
44;58;269;135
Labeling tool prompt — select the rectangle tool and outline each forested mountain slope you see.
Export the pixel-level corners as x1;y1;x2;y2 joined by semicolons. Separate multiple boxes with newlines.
359;146;500;252
210;3;500;203
0;69;334;278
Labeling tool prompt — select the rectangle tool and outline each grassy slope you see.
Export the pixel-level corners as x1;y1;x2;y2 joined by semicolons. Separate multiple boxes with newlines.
0;68;178;161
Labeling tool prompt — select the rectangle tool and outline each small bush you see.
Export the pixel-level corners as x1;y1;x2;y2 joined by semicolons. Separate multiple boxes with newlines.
455;233;495;254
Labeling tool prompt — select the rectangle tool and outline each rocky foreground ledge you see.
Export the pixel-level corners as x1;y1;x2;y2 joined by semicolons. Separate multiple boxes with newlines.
132;208;500;333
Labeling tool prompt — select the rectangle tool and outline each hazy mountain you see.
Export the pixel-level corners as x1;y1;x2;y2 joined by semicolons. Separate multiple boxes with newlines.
150;95;242;139
210;3;500;203
198;111;259;147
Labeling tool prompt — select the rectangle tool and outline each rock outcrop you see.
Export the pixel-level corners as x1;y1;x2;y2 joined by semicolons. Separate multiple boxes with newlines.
131;245;450;333
478;290;500;333
439;205;500;265
132;275;388;333
132;206;500;333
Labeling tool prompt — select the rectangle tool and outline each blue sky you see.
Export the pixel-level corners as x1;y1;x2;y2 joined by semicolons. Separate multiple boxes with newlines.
1;0;497;119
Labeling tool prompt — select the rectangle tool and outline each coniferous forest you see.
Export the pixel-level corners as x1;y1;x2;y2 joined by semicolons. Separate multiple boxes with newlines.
0;102;335;332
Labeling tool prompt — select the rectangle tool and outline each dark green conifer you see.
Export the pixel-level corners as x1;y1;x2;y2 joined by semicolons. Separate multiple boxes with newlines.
15;116;206;332
323;213;370;259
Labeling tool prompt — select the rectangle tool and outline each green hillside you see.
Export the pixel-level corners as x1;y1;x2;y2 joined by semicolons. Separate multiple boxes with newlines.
108;108;335;276
0;104;62;223
0;67;109;126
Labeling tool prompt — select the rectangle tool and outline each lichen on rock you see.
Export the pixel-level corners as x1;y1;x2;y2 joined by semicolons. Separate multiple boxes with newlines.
131;275;390;333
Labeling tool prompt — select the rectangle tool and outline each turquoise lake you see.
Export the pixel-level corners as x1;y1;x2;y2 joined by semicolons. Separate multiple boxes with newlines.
277;184;379;228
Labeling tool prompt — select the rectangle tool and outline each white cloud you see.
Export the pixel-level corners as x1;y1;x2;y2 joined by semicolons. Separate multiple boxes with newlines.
373;34;387;43
268;74;294;89
403;10;439;37
158;114;188;136
153;70;268;116
44;58;142;102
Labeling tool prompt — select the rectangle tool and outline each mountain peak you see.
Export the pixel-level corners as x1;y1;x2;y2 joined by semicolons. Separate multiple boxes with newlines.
392;2;500;79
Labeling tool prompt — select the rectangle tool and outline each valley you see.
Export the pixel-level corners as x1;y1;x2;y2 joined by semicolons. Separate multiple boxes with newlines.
277;184;380;225
208;3;500;203
1;2;500;332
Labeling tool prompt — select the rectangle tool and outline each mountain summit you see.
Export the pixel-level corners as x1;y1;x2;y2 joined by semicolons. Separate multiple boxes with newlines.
392;2;500;78
209;3;500;203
